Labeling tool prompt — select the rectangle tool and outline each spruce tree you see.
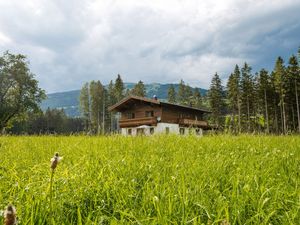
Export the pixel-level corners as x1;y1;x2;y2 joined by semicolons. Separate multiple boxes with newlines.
107;80;116;133
287;55;300;132
131;80;146;97
177;80;186;105
90;81;104;134
192;88;202;108
79;82;90;132
107;80;116;105
208;73;225;127
241;63;254;132
167;84;176;103
114;74;125;102
257;69;271;133
270;71;280;133
227;73;236;132
226;65;242;133
185;84;193;106
273;57;287;134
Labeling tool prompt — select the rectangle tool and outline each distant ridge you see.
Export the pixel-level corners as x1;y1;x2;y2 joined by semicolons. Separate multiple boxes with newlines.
41;83;207;117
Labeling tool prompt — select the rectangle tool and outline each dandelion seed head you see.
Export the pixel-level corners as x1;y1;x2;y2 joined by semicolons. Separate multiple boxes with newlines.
50;152;63;170
4;204;17;225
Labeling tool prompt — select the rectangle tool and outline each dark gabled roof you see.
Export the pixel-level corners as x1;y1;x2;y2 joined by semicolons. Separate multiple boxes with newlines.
160;101;211;113
108;95;211;113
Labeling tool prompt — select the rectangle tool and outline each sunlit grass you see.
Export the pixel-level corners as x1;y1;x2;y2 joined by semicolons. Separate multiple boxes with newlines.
0;135;299;224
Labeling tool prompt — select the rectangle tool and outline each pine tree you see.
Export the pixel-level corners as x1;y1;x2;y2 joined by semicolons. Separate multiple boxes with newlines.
90;81;104;134
192;88;202;108
107;80;116;105
253;72;262;132
226;65;242;133
107;80;116;132
177;80;186;105
241;63;254;132
273;57;287;134
287;55;300;132
79;82;90;132
270;72;280;133
185;84;193;106
131;80;146;97
257;69;271;133
167;84;176;103
114;74;125;102
227;73;236;132
208;73;225;127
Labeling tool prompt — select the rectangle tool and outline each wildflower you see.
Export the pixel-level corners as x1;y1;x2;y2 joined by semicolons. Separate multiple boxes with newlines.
50;152;63;170
4;204;17;225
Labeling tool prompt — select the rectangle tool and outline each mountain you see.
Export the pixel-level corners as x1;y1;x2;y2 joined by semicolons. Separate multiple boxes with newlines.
41;83;208;117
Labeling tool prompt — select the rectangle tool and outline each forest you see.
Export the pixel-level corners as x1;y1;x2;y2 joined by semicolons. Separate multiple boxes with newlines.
1;47;300;135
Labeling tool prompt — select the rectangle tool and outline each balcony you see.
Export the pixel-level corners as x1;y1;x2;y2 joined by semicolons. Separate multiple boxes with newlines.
119;117;157;128
178;118;208;127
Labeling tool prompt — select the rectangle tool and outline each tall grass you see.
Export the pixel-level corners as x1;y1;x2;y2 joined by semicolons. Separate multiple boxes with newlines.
0;135;299;224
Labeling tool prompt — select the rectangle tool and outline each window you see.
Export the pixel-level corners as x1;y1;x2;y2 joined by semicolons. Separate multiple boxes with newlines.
150;127;154;134
127;112;135;119
165;127;170;134
179;127;185;135
127;128;132;135
145;111;154;117
137;128;145;135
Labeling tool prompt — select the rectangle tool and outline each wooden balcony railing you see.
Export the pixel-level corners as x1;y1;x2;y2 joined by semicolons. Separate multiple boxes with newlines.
178;118;208;127
119;117;157;128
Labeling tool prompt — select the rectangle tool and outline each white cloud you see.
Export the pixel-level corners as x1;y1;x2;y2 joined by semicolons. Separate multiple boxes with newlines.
0;0;299;93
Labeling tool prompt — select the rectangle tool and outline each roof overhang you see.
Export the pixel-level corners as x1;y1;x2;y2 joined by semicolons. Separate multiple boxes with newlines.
108;95;212;114
108;95;160;111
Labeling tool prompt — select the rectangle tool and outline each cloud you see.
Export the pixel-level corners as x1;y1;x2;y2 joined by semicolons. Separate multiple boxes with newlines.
0;0;299;93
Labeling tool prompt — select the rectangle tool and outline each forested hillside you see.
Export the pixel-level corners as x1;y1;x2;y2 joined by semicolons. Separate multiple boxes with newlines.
41;83;207;117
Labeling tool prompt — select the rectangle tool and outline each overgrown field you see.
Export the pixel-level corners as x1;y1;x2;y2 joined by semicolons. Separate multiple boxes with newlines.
0;135;299;224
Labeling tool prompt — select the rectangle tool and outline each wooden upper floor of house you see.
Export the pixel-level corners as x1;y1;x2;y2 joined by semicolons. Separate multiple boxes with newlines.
108;96;211;128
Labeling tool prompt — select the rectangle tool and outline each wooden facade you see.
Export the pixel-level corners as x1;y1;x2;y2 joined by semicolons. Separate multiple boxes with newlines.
108;96;211;135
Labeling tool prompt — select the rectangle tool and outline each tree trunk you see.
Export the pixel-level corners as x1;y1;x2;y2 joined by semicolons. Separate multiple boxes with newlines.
279;101;283;133
237;98;241;134
274;102;278;133
231;113;234;134
264;89;269;133
282;96;287;134
291;105;295;131
1;126;5;135
295;80;300;133
247;95;250;132
102;107;105;135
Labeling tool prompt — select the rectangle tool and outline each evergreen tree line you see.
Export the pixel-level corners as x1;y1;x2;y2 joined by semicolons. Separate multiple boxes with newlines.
79;74;126;134
8;108;85;134
208;47;300;134
167;80;204;108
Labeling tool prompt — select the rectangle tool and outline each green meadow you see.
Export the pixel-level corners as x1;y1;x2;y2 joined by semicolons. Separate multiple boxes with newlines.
0;135;299;224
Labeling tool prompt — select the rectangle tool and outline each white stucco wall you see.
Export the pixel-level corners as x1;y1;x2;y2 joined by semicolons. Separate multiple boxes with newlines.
122;123;203;136
155;123;179;134
122;127;137;136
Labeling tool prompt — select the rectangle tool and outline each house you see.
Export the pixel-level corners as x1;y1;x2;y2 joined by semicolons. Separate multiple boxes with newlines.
108;95;211;136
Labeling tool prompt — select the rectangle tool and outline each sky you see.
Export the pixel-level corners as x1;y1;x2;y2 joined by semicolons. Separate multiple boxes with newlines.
0;0;299;93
